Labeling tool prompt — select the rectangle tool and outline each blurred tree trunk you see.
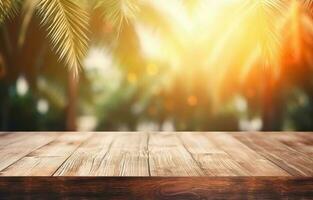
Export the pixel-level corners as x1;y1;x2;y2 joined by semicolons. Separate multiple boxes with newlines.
0;82;10;130
66;72;77;131
261;70;283;131
0;25;14;131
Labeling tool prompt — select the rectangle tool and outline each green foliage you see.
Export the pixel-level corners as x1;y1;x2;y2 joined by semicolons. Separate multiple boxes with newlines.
1;0;313;131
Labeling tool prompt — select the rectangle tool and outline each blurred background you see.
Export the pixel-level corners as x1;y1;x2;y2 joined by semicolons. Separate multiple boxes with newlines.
1;0;313;132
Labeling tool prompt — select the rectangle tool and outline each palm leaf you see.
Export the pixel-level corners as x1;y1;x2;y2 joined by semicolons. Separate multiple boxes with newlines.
302;0;313;13
37;0;89;77
248;0;287;66
0;0;19;24
303;0;313;8
96;0;139;30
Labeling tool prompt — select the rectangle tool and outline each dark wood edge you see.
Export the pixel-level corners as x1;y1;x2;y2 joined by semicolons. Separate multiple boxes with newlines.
0;177;312;199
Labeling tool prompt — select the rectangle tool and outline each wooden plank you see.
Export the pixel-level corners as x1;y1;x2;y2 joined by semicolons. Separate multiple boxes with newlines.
295;132;313;140
234;133;313;176
148;132;205;176
179;132;248;176
87;132;149;176
0;132;57;172
204;132;289;176
57;132;149;176
0;132;39;148
0;131;312;178
55;132;149;176
269;132;313;157
54;132;116;176
0;132;8;137
0;177;312;199
0;132;92;176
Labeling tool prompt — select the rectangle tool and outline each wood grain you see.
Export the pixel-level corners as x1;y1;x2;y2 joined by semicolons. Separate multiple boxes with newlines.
0;132;40;148
0;132;312;177
0;132;312;199
269;132;313;157
54;132;149;176
91;132;149;176
0;132;92;176
204;132;289;176
0;177;312;200
149;132;205;176
234;132;313;176
179;132;249;176
0;132;57;172
54;132;116;176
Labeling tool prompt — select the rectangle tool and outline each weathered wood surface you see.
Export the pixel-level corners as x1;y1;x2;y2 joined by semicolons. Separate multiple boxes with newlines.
0;132;312;177
0;132;312;199
233;132;313;176
0;177;312;199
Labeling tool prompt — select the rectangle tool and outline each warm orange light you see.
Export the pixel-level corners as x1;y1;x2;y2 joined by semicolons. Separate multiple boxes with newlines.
187;95;198;107
136;0;313;102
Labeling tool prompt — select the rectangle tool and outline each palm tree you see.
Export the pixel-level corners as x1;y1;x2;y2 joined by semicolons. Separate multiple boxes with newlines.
244;0;313;130
0;0;142;130
1;0;89;76
1;0;89;130
1;0;312;131
217;0;313;130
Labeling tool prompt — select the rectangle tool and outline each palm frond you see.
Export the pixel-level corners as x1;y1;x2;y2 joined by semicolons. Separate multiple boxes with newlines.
96;0;140;30
303;0;313;8
0;0;19;24
302;0;313;12
37;0;89;77
248;0;287;65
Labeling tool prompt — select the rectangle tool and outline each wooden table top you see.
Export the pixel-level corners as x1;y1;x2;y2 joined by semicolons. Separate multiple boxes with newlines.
0;131;312;177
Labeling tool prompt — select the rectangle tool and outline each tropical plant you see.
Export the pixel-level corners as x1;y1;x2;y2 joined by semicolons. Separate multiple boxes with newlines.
219;0;313;130
1;0;313;131
0;0;144;76
0;0;19;24
0;0;143;130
